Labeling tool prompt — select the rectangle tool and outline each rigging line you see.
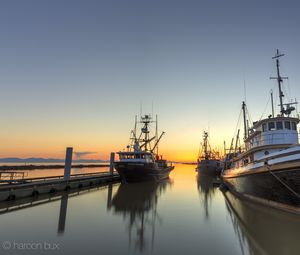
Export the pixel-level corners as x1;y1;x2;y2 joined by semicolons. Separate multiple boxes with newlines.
259;94;271;121
282;84;289;103
232;108;242;142
259;82;278;121
246;107;253;126
197;142;202;158
266;163;300;199
287;77;292;100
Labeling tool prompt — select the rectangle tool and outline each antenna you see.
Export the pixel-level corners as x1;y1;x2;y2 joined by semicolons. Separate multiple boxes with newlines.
270;49;288;116
151;101;154;119
243;76;247;103
140;102;143;120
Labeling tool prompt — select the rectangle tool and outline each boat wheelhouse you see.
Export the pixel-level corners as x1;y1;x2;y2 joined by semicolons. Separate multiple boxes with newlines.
118;151;155;163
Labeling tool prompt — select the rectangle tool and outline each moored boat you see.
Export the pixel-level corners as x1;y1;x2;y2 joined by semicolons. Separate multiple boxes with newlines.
197;131;222;176
222;50;300;213
114;114;174;182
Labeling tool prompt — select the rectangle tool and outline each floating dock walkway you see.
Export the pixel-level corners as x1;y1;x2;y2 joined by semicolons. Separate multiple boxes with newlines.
0;172;120;202
0;148;120;202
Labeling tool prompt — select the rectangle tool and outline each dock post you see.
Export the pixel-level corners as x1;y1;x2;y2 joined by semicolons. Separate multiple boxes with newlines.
64;147;73;181
109;152;115;175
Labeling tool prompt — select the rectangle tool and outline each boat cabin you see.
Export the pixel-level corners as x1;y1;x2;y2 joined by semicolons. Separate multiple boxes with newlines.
246;117;299;147
117;151;154;163
243;116;299;161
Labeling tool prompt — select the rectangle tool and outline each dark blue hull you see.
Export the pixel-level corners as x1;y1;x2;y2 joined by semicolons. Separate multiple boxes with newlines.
114;162;174;182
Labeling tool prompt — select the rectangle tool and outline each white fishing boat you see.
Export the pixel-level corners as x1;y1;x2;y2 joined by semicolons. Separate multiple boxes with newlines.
222;50;300;213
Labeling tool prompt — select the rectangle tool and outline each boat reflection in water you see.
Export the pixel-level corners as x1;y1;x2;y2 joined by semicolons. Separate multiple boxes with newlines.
197;174;219;220
223;190;300;255
108;179;172;253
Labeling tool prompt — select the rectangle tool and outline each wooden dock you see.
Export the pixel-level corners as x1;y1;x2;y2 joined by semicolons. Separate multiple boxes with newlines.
0;171;120;202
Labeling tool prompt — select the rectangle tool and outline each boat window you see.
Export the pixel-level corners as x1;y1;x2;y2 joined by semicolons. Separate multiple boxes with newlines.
276;121;283;130
285;121;291;130
135;154;140;159
268;122;275;131
292;122;297;130
262;123;266;132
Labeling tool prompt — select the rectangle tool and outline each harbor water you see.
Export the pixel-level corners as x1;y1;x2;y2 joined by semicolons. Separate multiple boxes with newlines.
0;164;299;255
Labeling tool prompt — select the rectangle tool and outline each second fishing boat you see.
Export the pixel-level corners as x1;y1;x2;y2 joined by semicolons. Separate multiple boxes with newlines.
114;114;174;182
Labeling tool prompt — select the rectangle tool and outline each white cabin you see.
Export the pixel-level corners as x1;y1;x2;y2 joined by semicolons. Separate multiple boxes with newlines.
242;116;299;162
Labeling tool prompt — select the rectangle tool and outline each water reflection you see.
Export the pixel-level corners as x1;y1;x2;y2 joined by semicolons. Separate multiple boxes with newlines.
57;193;68;235
108;180;172;253
196;174;218;220
0;186;100;236
224;191;300;255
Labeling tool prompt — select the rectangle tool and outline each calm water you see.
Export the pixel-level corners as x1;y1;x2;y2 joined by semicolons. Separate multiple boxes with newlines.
1;164;109;178
0;164;299;255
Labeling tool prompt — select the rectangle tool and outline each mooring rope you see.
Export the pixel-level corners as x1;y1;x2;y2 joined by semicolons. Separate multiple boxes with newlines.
266;162;300;199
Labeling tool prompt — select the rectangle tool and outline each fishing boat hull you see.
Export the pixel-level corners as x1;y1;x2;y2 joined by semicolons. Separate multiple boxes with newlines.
114;162;174;182
222;164;300;213
197;159;222;176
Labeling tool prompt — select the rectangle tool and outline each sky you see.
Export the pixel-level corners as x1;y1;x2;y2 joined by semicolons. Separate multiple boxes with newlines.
0;0;300;161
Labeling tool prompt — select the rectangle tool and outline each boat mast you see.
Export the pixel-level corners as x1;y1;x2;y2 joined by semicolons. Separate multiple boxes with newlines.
134;115;137;138
141;115;151;151
234;129;240;153
155;115;158;155
242;101;247;141
271;90;275;118
270;49;288;116
203;132;209;159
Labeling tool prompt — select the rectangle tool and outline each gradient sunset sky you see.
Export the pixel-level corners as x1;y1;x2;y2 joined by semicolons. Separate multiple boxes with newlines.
1;0;300;161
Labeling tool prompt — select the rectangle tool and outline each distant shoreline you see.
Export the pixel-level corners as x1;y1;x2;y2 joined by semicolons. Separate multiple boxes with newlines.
0;164;110;171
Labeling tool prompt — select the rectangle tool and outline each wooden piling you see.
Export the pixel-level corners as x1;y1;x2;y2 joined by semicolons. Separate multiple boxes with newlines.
109;152;115;175
64;147;73;181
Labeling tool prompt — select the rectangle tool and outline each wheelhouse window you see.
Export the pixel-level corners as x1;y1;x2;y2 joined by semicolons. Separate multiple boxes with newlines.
268;122;275;131
285;121;291;130
262;123;266;132
292;122;297;130
276;121;283;130
145;154;152;160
